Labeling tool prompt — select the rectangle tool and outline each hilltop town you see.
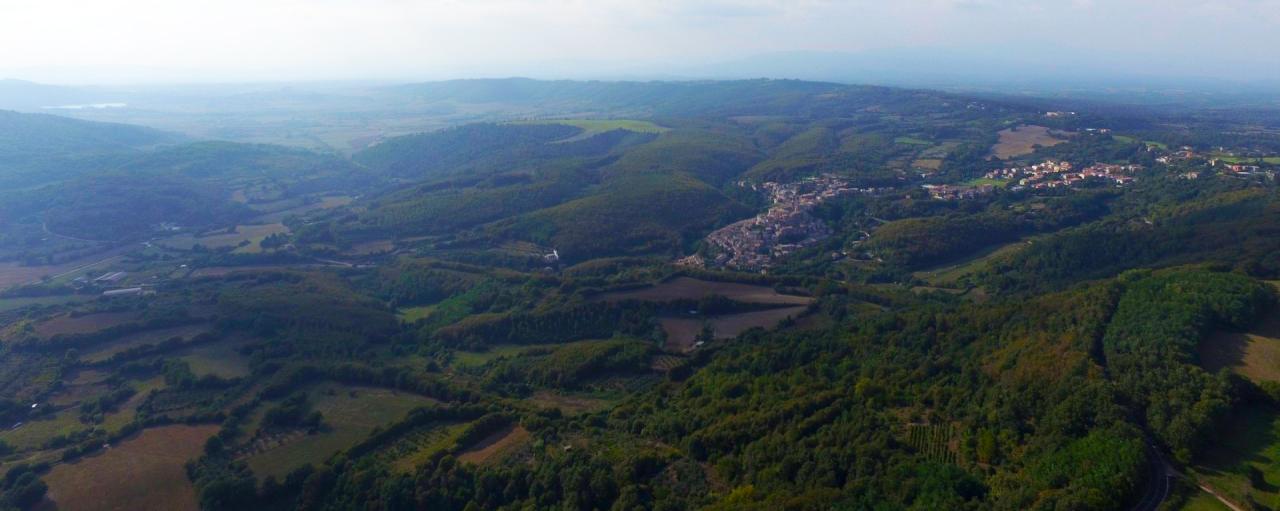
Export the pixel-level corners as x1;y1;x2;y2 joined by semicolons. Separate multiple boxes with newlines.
682;175;873;271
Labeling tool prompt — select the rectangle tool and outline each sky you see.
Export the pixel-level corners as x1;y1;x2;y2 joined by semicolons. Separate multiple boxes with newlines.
1;0;1279;85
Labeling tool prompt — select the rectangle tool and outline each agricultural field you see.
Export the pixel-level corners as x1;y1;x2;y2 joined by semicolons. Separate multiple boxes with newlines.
78;323;213;363
457;424;531;466
0;295;88;313
39;424;219;511
594;277;812;305
0;249;138;289
32;311;139;338
1198;297;1280;383
157;223;288;253
906;423;960;464
243;385;436;479
911;158;943;171
251;195;353;223
387;422;471;474
512;119;668;143
659;305;807;352
990;125;1066;159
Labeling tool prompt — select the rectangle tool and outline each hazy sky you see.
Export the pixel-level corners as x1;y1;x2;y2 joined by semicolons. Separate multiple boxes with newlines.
2;0;1279;84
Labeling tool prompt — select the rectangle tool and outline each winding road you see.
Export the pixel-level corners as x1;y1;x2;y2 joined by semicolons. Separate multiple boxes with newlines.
1130;443;1173;511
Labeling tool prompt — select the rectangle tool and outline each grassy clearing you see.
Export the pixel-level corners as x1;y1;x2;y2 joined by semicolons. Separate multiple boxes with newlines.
41;424;218;511
660;306;808;352
1199;292;1280;383
528;391;611;415
101;377;166;434
177;337;254;378
965;177;1008;187
1189;404;1280;509
79;323;213;363
158;223;288;253
913;241;1028;288
0;295;88;313
0;408;87;451
1210;154;1280;165
594;277;811;306
33;311;139;338
1180;490;1232;511
244;385;436;479
990;125;1066;159
452;345;537;368
397;304;436;323
894;136;933;146
1113;135;1169;150
458;425;531;466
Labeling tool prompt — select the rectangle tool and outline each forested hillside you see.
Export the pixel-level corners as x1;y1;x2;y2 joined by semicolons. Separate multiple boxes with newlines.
0;110;182;188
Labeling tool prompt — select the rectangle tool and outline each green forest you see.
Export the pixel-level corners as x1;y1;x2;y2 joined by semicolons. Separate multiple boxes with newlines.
1;78;1279;511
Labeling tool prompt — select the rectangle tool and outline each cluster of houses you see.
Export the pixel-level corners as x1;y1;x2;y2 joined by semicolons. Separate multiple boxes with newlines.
922;184;995;200
1155;145;1277;179
1219;162;1263;174
1156;146;1200;165
983;160;1139;190
688;175;873;271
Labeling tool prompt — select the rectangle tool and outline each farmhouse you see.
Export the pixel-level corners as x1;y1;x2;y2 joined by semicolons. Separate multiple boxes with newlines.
93;271;127;283
102;286;155;297
103;287;143;297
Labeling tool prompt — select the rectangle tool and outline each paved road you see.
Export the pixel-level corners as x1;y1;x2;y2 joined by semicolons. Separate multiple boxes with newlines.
1131;443;1172;511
